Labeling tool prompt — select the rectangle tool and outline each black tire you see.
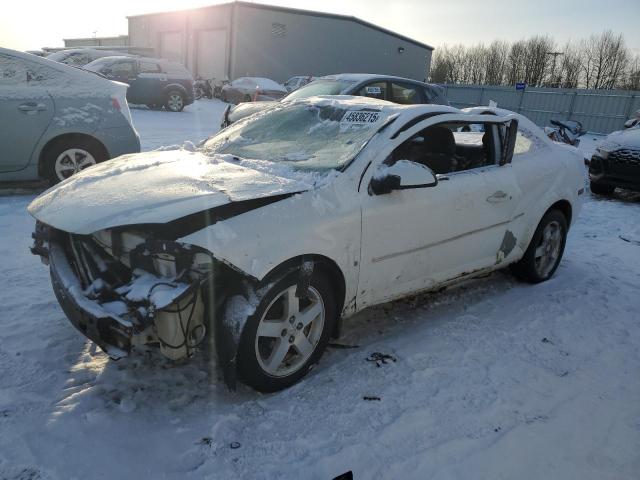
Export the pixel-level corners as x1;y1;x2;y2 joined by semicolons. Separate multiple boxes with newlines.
243;94;252;103
221;92;228;103
510;209;568;283
165;90;185;112
42;137;107;185
146;103;163;110
237;270;338;393
590;182;615;195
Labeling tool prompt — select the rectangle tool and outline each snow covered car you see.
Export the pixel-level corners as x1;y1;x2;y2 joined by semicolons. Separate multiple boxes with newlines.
589;125;640;194
46;48;134;67
220;77;287;104
28;96;586;392
222;73;448;127
0;47;140;184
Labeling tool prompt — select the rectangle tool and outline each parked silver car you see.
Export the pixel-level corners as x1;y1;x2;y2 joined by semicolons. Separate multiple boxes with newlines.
220;77;287;104
0;48;140;184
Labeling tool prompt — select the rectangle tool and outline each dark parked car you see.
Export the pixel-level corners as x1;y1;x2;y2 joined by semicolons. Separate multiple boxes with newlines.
589;126;640;194
85;56;194;112
223;73;449;127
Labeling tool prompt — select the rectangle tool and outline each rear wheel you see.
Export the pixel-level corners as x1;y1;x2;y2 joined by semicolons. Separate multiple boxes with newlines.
510;210;567;283
42;137;107;184
165;90;185;112
237;270;338;392
243;94;252;103
590;182;615;195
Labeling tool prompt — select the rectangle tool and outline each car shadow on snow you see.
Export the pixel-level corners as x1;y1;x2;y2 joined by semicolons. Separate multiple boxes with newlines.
51;268;522;418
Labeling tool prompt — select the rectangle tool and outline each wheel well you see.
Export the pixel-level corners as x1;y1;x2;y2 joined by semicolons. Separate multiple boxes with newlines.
548;199;572;228
38;133;108;177
262;255;347;318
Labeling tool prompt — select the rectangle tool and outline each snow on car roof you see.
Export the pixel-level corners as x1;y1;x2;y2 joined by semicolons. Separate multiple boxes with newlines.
237;77;286;92
0;47;121;93
319;73;427;84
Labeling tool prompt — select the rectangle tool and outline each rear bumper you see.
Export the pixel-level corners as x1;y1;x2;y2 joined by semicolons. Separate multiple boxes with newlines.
99;124;141;159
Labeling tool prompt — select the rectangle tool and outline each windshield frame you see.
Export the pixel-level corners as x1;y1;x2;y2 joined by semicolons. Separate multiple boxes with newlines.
204;101;390;173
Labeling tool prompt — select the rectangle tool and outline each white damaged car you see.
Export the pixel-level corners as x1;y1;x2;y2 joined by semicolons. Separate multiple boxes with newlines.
29;96;586;392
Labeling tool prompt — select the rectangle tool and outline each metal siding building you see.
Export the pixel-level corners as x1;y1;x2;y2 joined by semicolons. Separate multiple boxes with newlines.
127;1;433;83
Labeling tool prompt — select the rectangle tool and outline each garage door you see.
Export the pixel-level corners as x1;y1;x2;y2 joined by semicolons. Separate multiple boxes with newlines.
196;29;228;80
160;32;183;62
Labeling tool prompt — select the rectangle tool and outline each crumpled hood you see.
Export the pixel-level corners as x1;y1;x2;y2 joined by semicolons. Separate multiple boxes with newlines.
28;150;312;235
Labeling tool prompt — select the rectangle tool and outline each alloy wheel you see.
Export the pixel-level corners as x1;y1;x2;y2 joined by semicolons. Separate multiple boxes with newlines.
167;93;184;111
254;285;325;377
534;220;563;278
54;148;96;181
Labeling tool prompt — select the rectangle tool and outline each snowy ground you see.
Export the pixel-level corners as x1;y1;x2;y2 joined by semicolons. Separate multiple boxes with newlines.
1;102;639;479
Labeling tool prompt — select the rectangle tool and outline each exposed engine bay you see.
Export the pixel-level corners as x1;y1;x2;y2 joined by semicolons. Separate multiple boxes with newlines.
31;221;246;370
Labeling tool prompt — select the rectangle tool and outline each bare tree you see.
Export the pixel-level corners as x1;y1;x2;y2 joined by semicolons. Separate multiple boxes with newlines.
581;31;630;89
484;40;509;85
429;31;637;91
558;43;581;88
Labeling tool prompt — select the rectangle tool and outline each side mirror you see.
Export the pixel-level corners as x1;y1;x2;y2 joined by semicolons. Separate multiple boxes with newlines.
370;160;438;195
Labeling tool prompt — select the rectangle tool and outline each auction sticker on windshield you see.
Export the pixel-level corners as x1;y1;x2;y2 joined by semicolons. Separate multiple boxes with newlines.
340;110;381;125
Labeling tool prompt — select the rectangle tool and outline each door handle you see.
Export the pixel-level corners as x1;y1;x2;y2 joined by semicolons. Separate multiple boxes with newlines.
18;102;46;113
487;191;510;203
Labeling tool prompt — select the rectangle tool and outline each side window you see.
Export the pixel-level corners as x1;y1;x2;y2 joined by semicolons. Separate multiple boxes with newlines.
139;61;161;73
357;81;387;100
513;128;546;156
388;121;502;175
110;61;135;76
390;82;424;105
0;55;61;86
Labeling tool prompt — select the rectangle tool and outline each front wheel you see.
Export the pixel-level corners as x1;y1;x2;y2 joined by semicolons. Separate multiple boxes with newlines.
237;270;338;392
510;210;568;283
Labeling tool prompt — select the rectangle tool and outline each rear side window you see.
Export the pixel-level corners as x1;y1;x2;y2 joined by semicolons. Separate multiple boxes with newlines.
357;81;387;100
0;54;61;86
139;61;161;73
0;54;28;85
390;82;424;104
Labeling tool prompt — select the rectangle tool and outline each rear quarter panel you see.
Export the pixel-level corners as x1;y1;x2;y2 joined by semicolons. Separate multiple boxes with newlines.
509;140;585;257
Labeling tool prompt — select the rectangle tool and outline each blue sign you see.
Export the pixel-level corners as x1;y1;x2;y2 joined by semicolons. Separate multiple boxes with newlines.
516;82;527;91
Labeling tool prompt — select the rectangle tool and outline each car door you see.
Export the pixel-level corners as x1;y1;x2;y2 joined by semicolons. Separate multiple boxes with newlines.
129;60;165;105
357;114;521;307
0;53;54;173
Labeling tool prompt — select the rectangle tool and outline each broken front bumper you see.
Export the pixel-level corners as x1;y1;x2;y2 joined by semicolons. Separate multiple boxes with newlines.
32;222;250;388
49;241;133;358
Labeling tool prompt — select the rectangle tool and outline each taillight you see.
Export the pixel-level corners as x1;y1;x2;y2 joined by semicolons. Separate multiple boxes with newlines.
111;96;121;111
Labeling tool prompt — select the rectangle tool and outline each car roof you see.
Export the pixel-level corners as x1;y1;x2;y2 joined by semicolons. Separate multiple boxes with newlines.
319;73;429;85
288;95;528;129
0;47;110;83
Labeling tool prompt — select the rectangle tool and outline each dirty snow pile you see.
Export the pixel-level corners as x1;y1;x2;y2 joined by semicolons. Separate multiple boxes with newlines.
0;106;639;479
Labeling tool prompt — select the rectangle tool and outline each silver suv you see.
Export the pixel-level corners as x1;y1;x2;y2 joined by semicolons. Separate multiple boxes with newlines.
0;48;140;184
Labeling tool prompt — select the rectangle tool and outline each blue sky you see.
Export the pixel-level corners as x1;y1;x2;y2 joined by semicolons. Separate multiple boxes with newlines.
2;0;639;53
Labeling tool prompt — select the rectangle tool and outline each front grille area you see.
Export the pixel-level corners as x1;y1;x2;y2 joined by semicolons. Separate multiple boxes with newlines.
610;148;640;166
